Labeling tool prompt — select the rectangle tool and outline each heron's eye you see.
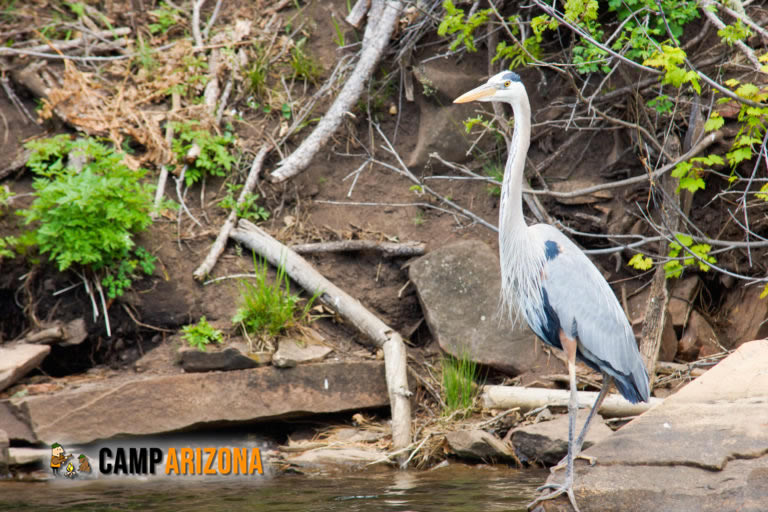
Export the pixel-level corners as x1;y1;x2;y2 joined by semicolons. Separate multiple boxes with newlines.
504;80;511;87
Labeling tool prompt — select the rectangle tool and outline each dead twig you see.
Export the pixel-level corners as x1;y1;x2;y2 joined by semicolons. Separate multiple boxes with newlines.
291;239;426;258
193;145;272;280
270;0;403;182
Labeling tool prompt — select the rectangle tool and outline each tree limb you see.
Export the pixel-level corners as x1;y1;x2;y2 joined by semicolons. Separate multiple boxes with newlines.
270;0;403;183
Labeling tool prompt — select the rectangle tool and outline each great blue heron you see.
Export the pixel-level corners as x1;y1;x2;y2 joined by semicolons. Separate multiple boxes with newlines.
454;71;650;510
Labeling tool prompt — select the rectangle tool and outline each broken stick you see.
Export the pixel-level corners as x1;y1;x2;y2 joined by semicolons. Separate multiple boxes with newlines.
269;0;403;183
291;239;425;258
230;219;412;459
481;385;662;418
193;146;271;280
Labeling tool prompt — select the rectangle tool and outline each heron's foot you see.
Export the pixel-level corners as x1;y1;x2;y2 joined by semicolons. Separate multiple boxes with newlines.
527;481;580;512
550;454;597;473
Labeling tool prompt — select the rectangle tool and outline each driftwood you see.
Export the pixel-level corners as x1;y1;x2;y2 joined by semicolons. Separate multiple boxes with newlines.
230;219;412;458
291;240;425;258
269;0;402;183
193;146;271;280
481;385;662;418
345;0;371;29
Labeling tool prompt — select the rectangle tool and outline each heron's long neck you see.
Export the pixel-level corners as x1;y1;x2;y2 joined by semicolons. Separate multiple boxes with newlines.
499;95;531;235
498;92;543;323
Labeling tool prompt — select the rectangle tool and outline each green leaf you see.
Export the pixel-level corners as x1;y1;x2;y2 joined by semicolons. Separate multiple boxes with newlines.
628;253;653;270
704;113;724;132
675;234;693;247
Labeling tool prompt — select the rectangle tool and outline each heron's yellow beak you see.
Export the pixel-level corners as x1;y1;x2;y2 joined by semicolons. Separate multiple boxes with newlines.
453;84;496;103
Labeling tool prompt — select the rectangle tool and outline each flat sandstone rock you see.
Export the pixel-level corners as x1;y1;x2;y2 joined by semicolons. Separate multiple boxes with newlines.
538;339;768;511
4;362;388;444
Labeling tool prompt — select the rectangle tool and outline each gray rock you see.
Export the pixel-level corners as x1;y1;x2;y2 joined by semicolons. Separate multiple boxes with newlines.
722;285;768;348
538;339;768;511
406;100;478;168
8;361;389;444
273;339;332;368
0;343;50;392
445;429;517;463
409;240;555;375
178;342;263;372
406;60;483;167
668;276;699;327
59;318;88;347
0;430;8;476
510;409;612;466
677;310;720;361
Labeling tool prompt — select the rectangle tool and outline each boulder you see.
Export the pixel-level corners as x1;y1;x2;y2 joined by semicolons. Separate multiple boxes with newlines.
409;240;559;376
407;60;484;167
0;343;50;392
273;339;332;368
538;339;768;511
6;361;389;444
677;310;721;361
668;276;699;327
510;409;613;466
444;429;518;463
721;285;768;348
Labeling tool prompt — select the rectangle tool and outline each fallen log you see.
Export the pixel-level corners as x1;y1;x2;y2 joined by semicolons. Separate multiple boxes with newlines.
291;239;425;258
230;219;412;457
480;385;663;418
269;0;402;183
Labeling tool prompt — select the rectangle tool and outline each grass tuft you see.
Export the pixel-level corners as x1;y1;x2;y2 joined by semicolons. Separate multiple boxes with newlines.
441;350;480;416
232;255;320;349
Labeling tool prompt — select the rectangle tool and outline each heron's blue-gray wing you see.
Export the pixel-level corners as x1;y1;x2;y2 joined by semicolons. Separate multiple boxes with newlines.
530;225;650;403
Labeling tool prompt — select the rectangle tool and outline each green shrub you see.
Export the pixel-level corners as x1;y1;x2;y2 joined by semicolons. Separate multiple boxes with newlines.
182;316;224;351
18;135;155;298
171;122;237;187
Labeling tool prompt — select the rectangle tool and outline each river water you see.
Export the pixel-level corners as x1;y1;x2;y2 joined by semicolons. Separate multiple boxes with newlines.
0;464;546;511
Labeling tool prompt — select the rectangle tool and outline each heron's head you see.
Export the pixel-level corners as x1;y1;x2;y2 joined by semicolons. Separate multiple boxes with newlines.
453;71;524;104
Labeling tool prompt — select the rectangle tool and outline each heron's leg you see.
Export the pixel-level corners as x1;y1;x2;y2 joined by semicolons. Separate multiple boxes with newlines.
550;375;612;473
528;333;580;512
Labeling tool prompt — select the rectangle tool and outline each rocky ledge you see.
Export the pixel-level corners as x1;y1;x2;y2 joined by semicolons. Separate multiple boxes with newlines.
535;339;768;512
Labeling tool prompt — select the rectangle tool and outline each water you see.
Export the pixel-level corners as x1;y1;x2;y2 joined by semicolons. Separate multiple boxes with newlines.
0;465;546;511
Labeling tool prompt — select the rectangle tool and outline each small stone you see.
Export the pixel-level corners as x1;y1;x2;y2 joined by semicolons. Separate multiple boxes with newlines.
178;343;261;373
445;430;517;462
511;409;612;466
273;339;331;369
